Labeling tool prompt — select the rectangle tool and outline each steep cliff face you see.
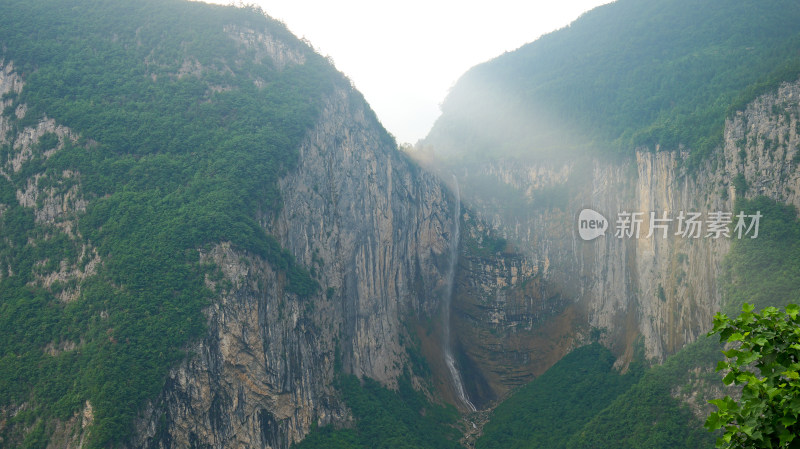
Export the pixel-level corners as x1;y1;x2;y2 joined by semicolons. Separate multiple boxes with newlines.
273;87;456;383
431;78;800;369
723;81;800;211
441;149;729;366
127;82;466;448
129;241;345;449
1;4;496;445
447;211;583;406
0;59;97;448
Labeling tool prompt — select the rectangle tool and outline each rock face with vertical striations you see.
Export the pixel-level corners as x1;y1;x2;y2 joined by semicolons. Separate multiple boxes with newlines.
0;2;503;447
424;78;800;374
5;0;800;447
127;82;472;447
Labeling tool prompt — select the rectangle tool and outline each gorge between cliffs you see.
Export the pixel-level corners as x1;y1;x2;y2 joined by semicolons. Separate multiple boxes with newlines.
2;0;800;448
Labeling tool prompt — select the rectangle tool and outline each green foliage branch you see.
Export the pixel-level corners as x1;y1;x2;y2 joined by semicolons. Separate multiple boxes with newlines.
706;303;800;448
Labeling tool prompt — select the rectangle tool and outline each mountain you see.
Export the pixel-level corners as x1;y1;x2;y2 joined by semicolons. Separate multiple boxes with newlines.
0;1;516;447
424;0;800;164
1;1;567;447
4;0;800;447
421;0;800;446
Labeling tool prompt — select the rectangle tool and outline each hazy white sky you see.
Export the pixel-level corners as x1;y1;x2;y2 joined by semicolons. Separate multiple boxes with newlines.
206;0;613;143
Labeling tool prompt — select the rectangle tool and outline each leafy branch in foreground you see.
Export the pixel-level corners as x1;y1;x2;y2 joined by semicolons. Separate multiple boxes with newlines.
706;303;800;448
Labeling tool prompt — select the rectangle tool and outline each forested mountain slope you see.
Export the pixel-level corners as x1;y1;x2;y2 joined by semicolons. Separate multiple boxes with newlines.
420;0;800;447
0;1;496;447
0;1;332;446
4;0;800;447
424;0;800;164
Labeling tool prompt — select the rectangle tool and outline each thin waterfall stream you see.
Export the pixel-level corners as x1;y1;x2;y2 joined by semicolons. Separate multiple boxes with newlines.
443;175;477;412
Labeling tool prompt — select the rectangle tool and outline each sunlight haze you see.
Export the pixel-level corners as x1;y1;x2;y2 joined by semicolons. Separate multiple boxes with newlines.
203;0;614;143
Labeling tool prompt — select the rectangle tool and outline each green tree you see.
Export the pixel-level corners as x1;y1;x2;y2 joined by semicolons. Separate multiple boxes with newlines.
706;303;800;448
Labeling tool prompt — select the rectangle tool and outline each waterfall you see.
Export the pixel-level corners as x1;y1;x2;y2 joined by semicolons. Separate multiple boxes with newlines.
443;175;476;412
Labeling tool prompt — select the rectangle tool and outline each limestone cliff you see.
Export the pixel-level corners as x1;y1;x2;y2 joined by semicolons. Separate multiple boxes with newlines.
2;9;516;445
5;1;800;446
125;82;469;447
424;78;800;371
1;21;471;448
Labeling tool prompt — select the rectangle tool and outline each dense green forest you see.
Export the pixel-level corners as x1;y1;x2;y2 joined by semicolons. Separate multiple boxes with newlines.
0;0;346;446
294;341;719;448
476;343;642;449
720;196;800;315
425;0;800;165
565;337;720;448
3;0;800;447
473;340;718;449
470;196;800;448
293;372;462;449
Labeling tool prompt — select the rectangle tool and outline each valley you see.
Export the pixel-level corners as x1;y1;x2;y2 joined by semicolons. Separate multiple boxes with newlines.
1;0;800;448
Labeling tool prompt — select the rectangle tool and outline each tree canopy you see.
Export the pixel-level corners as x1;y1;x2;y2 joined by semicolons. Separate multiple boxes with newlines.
425;0;800;166
0;0;350;446
706;303;800;448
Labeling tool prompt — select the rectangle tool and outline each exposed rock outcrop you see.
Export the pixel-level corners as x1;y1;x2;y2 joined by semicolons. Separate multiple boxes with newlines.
0;59;96;447
129;84;469;448
427;78;800;370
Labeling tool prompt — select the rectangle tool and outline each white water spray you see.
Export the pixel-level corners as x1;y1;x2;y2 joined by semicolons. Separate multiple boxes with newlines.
443;175;476;412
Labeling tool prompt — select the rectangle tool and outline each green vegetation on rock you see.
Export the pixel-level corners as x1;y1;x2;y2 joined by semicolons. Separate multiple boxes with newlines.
721;196;800;315
476;343;641;449
706;303;800;448
426;0;800;165
0;0;346;446
293;372;462;449
474;338;720;448
567;337;720;448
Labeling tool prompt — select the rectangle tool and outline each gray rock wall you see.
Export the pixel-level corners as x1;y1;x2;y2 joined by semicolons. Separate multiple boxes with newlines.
130;85;460;448
442;79;800;366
